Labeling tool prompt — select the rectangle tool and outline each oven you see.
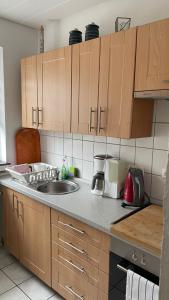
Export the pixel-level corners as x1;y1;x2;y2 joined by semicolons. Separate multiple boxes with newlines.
109;236;160;300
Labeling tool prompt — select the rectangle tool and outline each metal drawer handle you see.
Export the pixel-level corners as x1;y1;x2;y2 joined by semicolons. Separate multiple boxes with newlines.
162;79;169;83
32;107;37;126
61;257;85;273
59;238;86;255
65;286;84;300
117;264;127;273
98;106;106;133
89;107;97;132
37;107;43;126
58;220;85;235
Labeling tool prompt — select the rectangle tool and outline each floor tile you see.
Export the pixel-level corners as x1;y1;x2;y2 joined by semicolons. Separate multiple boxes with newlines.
19;277;55;300
0;270;15;295
48;294;63;300
3;262;33;285
0;247;15;269
0;287;29;300
48;294;64;300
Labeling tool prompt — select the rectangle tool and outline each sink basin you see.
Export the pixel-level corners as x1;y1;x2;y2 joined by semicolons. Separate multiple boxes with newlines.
37;180;79;195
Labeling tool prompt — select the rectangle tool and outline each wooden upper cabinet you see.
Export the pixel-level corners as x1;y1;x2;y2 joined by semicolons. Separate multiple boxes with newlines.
71;38;100;135
41;47;71;132
135;18;169;91
21;56;38;128
99;28;136;138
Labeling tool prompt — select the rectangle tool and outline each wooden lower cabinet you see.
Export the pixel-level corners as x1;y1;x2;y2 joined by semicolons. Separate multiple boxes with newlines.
51;209;110;299
3;188;51;286
3;188;19;259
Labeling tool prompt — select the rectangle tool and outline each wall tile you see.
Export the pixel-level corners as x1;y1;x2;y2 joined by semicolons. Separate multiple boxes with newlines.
82;160;93;181
72;158;83;177
107;144;120;158
156;100;169;123
136;136;154;149
152;149;168;176
151;175;164;201
135;147;153;173
64;133;72;139
94;142;106;155
54;138;64;155
64;139;72;157
41;136;54;153
55;132;63;138
83;141;94;161
120;146;135;165
73;140;83;159
154;123;169;150
73;133;82;140
94;136;107;143
107;137;120;144
83;135;94;141
121;139;136;146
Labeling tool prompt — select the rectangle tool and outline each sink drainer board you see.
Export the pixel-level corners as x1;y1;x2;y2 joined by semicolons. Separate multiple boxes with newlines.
6;163;58;185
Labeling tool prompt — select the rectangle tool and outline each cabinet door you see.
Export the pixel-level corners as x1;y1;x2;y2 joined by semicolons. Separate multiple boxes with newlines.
18;194;51;285
71;39;100;135
41;47;71;132
3;188;19;259
21;56;38;128
135;18;169;91
99;29;136;138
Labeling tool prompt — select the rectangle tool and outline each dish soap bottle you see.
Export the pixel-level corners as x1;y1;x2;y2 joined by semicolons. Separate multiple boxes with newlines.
61;156;69;180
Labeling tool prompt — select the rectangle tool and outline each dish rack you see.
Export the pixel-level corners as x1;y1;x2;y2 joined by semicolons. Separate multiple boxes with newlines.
6;163;58;185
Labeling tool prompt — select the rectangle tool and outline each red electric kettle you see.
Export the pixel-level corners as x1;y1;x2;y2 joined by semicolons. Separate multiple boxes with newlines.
122;168;150;207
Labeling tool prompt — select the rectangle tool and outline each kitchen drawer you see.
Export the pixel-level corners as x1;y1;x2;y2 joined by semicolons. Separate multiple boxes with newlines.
52;242;109;292
52;259;98;300
52;225;109;272
51;209;110;252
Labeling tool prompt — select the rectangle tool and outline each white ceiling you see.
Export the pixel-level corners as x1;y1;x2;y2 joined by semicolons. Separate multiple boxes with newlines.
0;0;105;28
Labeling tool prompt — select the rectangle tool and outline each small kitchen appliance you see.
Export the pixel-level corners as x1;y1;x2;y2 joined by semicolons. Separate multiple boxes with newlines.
122;167;149;207
104;158;128;199
91;154;112;195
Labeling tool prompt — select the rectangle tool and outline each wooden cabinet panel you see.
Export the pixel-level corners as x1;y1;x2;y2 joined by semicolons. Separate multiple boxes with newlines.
41;47;71;132
51;209;110;252
52;242;108;292
135;18;169;91
52;259;98;300
99;28;137;138
3;188;19;259
17;193;51;285
71;39;100;134
21;56;38;128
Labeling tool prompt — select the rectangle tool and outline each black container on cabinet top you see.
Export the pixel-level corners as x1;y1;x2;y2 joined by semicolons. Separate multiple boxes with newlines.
85;22;99;41
69;28;82;45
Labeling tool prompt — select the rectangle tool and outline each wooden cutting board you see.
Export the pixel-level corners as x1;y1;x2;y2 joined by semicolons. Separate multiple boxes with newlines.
111;205;163;256
15;128;41;164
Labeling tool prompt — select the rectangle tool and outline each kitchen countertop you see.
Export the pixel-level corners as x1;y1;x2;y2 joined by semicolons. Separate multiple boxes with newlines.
0;175;138;234
112;204;163;256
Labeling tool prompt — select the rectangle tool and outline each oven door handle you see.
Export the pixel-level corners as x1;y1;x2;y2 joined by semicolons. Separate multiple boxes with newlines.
117;264;128;273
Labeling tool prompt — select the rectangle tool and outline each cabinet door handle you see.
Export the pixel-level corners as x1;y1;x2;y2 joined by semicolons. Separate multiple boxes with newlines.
65;286;84;300
59;238;86;255
32;107;37;126
161;79;169;83
18;201;23;220
13;195;18;213
98;106;106;133
58;220;85;235
61;256;85;273
89;107;97;132
37;107;43;126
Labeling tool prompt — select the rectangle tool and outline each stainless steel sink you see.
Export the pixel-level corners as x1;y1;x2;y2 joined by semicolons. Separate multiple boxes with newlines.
37;180;79;195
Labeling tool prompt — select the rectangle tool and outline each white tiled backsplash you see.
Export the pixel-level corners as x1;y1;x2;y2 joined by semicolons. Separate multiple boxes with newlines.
40;100;169;204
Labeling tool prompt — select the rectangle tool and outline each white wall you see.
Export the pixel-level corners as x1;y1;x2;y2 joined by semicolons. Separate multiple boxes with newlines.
44;0;169;48
0;18;38;164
